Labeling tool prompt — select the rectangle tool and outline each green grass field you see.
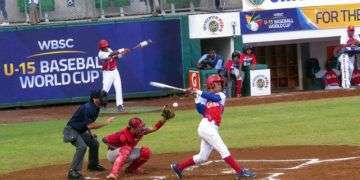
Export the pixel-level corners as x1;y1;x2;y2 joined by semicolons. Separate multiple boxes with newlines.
1;96;360;174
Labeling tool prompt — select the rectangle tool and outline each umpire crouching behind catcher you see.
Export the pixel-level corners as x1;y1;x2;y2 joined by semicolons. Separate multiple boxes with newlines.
63;90;114;179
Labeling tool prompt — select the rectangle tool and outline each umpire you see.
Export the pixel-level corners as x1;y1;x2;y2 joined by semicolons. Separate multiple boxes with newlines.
63;90;113;179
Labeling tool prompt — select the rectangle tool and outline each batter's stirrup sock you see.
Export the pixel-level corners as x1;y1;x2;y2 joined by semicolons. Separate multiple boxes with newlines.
178;157;195;171
224;155;242;173
236;80;242;96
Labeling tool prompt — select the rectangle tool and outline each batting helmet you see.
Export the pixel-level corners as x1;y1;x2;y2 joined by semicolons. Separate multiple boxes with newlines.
348;25;355;32
206;74;224;89
99;39;109;49
128;117;145;129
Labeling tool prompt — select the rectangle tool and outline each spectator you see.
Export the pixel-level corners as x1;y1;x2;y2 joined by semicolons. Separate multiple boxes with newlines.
29;0;40;25
197;49;223;71
0;0;9;26
315;63;341;90
143;0;162;16
225;51;243;97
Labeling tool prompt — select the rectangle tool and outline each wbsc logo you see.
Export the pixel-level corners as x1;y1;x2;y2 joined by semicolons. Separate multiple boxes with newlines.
248;0;265;5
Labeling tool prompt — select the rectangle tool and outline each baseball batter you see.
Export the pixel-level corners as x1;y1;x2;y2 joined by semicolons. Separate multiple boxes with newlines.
98;39;130;112
103;106;175;179
339;25;360;88
170;74;255;179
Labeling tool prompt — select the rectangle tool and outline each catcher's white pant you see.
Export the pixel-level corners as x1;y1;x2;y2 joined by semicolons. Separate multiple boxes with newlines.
107;147;141;163
339;54;354;89
192;118;231;164
102;69;123;106
231;68;244;80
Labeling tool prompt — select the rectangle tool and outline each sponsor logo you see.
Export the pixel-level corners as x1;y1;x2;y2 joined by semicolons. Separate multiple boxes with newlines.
252;74;270;90
248;0;265;6
203;16;224;34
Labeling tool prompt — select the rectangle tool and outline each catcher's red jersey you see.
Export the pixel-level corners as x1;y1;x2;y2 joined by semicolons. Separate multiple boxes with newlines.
105;128;143;148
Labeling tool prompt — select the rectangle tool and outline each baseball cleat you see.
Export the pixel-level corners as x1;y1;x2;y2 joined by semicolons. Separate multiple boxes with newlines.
87;164;106;171
236;168;256;179
67;169;83;179
117;105;125;112
170;163;183;179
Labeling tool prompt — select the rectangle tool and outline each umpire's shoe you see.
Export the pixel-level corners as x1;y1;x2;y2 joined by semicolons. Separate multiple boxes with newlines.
68;169;83;179
236;168;256;179
117;105;125;112
170;163;183;179
87;164;106;172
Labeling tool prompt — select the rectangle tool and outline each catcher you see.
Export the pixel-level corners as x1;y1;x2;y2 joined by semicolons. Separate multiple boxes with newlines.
103;105;175;179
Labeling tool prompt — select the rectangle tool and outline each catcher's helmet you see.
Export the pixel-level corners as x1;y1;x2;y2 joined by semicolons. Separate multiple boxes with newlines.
90;89;108;106
206;74;224;89
98;39;109;49
128;117;145;129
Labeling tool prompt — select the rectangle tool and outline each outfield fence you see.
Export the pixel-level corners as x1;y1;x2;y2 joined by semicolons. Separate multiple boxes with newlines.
1;0;242;24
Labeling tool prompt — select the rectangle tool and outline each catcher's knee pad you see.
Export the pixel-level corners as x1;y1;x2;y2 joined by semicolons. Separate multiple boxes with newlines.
140;146;151;160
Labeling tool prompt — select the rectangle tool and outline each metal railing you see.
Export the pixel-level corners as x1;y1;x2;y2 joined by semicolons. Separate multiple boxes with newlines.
0;0;242;25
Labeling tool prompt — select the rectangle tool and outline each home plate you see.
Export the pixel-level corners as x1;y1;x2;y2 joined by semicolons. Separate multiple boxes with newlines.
84;177;99;180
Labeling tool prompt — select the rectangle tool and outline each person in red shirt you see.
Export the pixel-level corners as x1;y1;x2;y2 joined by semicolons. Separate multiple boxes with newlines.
225;51;244;97
351;67;360;86
239;47;257;71
315;63;341;90
103;108;174;179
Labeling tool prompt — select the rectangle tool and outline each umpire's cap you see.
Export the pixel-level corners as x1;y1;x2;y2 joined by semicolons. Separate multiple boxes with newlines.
90;89;108;107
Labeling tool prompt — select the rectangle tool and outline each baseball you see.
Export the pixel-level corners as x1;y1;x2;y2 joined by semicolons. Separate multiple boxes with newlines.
172;102;178;108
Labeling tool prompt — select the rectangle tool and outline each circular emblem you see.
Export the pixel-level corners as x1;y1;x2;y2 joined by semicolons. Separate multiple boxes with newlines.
208;20;219;33
252;74;270;90
203;16;224;34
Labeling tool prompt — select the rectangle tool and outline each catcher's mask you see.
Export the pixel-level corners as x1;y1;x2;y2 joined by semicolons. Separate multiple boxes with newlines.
90;90;108;107
206;74;224;90
128;117;146;136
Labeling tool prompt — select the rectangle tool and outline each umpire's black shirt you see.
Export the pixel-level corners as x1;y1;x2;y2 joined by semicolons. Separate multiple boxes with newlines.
67;102;100;133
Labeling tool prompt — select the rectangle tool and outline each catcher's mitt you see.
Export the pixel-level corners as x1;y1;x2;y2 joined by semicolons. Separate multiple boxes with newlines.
161;105;175;120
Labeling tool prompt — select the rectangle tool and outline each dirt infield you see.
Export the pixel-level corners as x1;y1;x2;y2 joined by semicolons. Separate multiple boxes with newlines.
1;146;360;180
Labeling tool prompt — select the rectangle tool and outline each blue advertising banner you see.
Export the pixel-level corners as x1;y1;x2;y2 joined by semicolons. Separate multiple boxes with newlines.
0;20;182;104
241;8;317;34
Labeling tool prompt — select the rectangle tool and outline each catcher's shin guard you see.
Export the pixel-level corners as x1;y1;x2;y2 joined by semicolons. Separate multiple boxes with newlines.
235;80;242;97
125;147;151;173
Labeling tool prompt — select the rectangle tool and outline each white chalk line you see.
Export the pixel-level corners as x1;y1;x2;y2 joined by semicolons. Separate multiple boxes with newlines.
149;156;360;180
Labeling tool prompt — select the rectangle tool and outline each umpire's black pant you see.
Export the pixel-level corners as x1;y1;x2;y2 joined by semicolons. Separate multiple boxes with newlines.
70;129;100;171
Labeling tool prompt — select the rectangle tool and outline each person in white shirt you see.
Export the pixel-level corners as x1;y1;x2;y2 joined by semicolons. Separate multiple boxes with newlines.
339;25;360;88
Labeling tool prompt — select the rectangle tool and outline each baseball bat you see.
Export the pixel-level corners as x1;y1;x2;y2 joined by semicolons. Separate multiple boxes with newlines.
149;81;186;92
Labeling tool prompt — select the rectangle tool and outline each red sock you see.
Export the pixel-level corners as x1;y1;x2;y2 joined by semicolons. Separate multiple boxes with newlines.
224;155;242;173
236;80;242;96
178;157;195;171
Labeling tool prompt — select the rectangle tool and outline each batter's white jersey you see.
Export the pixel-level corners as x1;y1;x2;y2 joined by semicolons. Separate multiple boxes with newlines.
98;48;124;106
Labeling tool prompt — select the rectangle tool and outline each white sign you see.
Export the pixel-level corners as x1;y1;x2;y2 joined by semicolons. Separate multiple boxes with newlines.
242;0;360;11
250;69;271;96
189;12;240;39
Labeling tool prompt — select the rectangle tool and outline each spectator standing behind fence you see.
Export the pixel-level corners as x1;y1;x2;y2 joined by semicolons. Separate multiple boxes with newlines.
0;0;9;26
29;0;40;24
225;51;244;97
142;0;161;16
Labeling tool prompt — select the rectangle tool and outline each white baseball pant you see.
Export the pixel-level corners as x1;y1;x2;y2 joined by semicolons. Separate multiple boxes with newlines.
102;69;123;106
107;147;141;163
192;118;231;164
